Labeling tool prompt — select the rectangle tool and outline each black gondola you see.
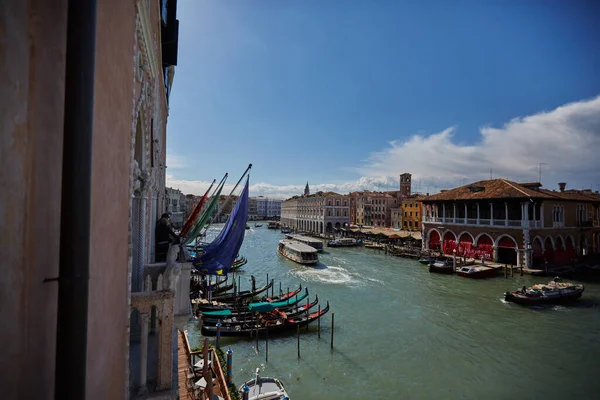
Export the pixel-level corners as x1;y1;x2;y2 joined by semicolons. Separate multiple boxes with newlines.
200;302;330;337
202;295;319;325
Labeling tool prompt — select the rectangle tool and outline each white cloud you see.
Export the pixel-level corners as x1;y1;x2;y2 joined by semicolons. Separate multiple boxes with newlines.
167;96;600;197
360;95;600;191
166;152;187;169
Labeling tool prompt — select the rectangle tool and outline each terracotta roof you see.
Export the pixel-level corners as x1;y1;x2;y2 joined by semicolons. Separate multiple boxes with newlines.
538;189;600;202
424;179;600;203
423;179;555;201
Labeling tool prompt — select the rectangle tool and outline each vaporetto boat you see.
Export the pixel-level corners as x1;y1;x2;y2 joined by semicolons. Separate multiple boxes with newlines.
285;234;324;251
277;239;319;265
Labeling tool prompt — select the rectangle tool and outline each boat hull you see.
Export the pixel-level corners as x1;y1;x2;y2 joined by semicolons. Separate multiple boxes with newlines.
456;268;499;279
505;288;584;305
428;264;454;274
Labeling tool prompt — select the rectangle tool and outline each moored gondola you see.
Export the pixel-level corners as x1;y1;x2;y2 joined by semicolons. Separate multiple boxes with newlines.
202;295;319;325
201;301;330;337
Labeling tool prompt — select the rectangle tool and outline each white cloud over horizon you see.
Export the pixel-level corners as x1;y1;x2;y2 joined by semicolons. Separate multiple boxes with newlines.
167;95;600;198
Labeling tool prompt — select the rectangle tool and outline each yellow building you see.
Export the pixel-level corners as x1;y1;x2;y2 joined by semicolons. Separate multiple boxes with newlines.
402;195;427;231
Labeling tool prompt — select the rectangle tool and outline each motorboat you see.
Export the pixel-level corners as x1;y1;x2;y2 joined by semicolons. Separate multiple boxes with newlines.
456;266;498;279
286;234;323;251
428;261;454;274
239;368;290;400
505;278;584;306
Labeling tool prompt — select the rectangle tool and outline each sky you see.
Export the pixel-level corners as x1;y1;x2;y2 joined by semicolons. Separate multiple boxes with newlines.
166;0;600;199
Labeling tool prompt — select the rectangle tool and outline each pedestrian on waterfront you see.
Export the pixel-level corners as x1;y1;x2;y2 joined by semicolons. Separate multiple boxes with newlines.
155;212;179;262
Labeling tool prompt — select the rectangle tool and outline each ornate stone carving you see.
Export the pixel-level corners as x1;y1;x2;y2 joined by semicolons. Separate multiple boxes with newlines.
133;160;150;196
163;244;182;292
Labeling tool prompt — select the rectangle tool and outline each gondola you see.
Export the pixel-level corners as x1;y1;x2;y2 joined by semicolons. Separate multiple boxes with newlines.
202;295;319;325
201;287;309;318
212;279;274;303
201;302;330;337
230;257;247;271
197;280;275;312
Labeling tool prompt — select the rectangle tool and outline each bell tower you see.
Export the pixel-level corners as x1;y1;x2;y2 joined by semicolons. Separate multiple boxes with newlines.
399;173;412;197
304;182;310;196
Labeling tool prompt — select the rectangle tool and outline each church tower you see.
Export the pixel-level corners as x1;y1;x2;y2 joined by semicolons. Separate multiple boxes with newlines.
304;182;310;196
399;173;412;197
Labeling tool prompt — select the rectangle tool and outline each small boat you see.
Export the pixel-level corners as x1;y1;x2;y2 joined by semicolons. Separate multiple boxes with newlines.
277;239;318;265
327;237;358;248
280;227;292;234
428;262;454;274
267;221;279;229
210;279;274;304
239;368;290;400
456;266;498;279
418;257;436;265
254;223;263;228
201;302;330;337
505;278;585;306
246;224;251;230
202;295;319;326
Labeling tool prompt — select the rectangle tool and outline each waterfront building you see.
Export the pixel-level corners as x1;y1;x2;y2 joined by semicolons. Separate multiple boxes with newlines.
353;191;398;227
281;188;350;234
166;187;185;228
390;207;403;228
421;180;600;268
248;197;259;220
185;194;202;217
3;0;181;398
255;196;283;218
401;195;427;231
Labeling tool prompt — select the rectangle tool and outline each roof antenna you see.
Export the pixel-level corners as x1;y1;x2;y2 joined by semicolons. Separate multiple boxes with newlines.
490;168;492;180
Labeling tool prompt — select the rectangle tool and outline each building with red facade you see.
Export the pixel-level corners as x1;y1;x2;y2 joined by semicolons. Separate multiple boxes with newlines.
421;180;600;268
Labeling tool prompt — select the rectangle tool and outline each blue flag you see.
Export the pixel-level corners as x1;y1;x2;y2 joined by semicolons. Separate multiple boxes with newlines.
193;178;249;275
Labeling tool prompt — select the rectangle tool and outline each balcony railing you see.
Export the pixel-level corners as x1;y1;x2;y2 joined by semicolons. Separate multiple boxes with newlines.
423;216;543;229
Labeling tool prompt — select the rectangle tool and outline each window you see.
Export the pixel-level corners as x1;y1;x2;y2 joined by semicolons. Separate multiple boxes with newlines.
410;212;412;217
344;200;347;206
416;212;419;217
404;212;407;217
336;200;340;206
344;210;347;217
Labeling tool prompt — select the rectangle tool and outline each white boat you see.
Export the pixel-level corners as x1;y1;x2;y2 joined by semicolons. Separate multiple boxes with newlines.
277;239;318;265
240;368;290;400
267;221;279;229
280;226;292;234
285;234;323;251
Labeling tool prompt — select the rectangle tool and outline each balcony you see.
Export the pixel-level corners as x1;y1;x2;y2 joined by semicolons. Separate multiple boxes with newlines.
423;215;543;228
577;220;593;228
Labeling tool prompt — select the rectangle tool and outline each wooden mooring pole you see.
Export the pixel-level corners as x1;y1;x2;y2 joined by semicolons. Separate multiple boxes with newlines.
317;305;321;339
330;313;335;349
511;264;514;277
265;329;269;363
297;325;300;358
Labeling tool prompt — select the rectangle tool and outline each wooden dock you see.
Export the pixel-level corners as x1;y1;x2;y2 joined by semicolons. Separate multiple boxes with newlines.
177;330;232;400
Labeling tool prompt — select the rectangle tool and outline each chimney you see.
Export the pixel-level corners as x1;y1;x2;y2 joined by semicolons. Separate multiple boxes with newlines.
558;182;566;192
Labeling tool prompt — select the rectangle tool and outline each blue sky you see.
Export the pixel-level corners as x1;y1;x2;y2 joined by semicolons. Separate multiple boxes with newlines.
166;0;600;198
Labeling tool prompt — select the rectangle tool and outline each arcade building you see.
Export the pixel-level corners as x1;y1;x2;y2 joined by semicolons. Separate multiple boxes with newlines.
421;180;600;268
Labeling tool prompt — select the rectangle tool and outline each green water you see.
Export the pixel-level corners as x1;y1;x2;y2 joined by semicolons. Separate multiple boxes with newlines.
186;225;600;399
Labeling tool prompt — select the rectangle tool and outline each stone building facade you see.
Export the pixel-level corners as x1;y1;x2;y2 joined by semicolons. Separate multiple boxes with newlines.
421;180;600;268
2;0;179;398
281;192;351;234
353;191;398;227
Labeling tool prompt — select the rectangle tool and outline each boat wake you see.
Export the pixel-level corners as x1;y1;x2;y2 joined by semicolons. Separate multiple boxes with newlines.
290;265;361;285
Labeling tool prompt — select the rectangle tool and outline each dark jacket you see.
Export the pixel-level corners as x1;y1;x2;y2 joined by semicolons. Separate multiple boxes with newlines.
156;217;178;243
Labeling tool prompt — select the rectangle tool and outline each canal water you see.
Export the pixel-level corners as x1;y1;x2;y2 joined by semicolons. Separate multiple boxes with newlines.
186;225;600;399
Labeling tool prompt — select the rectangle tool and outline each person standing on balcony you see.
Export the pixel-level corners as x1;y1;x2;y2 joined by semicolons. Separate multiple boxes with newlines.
156;213;179;262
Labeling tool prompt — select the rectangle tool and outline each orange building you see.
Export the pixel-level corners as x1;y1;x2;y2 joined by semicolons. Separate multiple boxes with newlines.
401;195;427;231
